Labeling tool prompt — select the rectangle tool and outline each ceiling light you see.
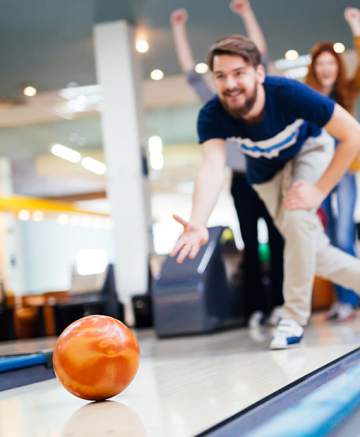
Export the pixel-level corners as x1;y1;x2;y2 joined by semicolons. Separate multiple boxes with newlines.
81;157;107;175
284;66;309;79
333;42;345;53
275;54;311;70
59;84;101;101
136;39;149;53
148;136;164;170
58;84;102;115
148;136;163;153
23;86;37;97
51;144;82;163
18;210;30;221
195;63;208;74
150;69;164;81
284;50;299;61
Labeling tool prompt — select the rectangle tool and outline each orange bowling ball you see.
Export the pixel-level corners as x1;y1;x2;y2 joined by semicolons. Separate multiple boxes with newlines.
53;315;140;401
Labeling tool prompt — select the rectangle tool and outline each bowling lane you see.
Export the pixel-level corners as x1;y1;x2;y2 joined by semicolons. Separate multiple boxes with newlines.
0;337;56;355
0;314;359;437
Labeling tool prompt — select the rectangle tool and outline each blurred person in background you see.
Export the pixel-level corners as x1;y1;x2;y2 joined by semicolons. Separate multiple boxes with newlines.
305;7;360;321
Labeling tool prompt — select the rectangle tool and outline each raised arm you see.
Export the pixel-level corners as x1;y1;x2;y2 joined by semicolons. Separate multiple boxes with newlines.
171;139;226;263
344;7;360;90
170;9;195;73
170;8;213;102
229;0;268;55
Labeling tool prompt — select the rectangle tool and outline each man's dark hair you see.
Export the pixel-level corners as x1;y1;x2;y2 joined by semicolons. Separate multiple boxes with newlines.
207;34;261;71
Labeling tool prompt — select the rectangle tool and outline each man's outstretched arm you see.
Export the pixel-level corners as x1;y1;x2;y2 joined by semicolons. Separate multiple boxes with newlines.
171;139;226;263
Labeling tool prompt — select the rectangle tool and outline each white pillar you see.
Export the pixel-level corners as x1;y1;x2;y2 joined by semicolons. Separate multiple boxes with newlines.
94;21;150;320
0;159;26;294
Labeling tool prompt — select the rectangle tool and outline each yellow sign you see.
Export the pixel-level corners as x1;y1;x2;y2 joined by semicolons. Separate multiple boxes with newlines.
0;196;108;217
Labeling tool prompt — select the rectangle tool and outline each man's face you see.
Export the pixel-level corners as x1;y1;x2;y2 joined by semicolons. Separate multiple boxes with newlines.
212;54;264;118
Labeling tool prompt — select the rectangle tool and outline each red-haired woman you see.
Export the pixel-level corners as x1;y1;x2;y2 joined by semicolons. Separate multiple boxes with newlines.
305;7;360;321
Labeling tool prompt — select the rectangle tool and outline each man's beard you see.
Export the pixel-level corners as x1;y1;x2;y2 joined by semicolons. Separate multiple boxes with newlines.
220;85;258;119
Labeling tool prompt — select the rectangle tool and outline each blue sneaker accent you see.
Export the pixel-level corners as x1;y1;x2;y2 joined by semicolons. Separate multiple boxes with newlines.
287;335;303;345
270;319;304;350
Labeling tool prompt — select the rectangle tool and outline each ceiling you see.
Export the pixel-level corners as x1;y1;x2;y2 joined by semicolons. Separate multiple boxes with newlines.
0;0;357;198
0;74;204;160
0;0;355;98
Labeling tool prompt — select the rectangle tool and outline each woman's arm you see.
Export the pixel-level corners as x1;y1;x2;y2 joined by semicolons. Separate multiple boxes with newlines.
345;7;360;91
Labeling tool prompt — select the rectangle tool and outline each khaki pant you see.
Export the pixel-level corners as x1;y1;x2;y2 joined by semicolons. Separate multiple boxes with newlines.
253;131;360;325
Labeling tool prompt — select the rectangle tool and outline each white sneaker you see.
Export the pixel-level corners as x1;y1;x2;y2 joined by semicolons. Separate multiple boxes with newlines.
326;302;340;321
336;303;356;321
270;319;304;350
267;306;283;327
326;302;356;322
248;310;265;329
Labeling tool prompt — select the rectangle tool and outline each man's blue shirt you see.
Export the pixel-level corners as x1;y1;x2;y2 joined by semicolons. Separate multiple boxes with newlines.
197;76;335;184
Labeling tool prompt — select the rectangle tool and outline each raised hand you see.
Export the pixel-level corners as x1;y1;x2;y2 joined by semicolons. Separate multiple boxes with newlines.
283;180;325;211
170;8;188;26
229;0;251;16
344;7;360;35
170;214;209;264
